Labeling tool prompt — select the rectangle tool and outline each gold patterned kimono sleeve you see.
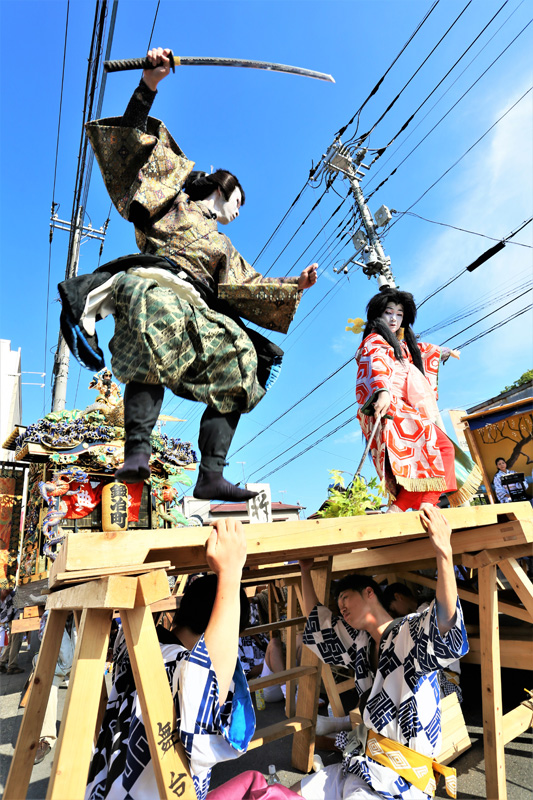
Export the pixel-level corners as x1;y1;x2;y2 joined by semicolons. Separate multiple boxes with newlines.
85;116;195;223
217;245;303;333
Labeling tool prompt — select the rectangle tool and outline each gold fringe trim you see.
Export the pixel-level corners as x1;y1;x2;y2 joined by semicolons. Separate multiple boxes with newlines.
447;464;483;507
395;475;447;493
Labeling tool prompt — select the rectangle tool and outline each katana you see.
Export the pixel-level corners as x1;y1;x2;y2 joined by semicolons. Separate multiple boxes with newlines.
104;51;335;83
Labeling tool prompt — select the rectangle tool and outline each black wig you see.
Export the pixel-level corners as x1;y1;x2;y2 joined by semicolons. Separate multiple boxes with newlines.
362;288;424;375
183;170;245;205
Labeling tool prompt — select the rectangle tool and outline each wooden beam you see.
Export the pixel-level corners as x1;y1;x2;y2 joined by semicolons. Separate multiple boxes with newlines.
461;544;533;569
498;558;533;619
292;561;331;773
46;575;138;610
479;563;506;800
121;604;196;799
47;608;112;799
249;717;312;749
502;702;533;746
462;637;533;670
48;504;533;581
249;665;317;693
240;616;306;638
135;569;170;607
285;582;298;719
395;571;532;623
51;560;171;588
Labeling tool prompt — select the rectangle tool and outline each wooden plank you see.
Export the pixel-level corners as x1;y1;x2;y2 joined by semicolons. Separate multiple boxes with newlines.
249;664;317;692
502;702;533;745
48;503;533;579
249;717;313;749
330;520;532;575
292;561;331;773
150;595;180;613
462;637;533;670
461;544;533;569
135;569;170;607
285;583;298;719
395;571;532;623
47;608;112;800
51;560;171;588
121;604;196;799
11;616;42;633
479;563;506;800
498;558;533;618
438;693;472;765
23;605;42;618
240;616;307;638
4;610;68;800
45;575;138;611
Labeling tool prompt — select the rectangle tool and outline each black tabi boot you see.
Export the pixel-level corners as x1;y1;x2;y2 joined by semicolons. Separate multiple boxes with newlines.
193;407;258;502
115;382;164;483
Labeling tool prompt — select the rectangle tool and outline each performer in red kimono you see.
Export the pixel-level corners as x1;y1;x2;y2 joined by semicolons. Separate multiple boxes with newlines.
356;289;459;512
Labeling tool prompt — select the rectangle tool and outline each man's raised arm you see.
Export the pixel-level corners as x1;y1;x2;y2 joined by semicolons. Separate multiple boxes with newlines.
420;504;457;635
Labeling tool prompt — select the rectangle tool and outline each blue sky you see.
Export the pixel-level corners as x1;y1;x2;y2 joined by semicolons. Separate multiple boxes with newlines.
1;0;532;515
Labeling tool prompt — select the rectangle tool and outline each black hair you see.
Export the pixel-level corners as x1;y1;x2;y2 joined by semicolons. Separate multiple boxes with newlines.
333;574;385;608
362;288;424;375
381;582;416;613
173;574;250;635
495;456;506;466
183;170;245;205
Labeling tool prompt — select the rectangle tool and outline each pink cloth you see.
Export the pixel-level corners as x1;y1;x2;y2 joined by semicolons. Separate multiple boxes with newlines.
207;770;300;799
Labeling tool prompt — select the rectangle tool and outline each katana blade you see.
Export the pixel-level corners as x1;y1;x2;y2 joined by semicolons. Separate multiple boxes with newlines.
104;54;335;83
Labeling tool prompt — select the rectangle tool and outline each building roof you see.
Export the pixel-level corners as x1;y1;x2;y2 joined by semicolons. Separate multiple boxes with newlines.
207;501;303;513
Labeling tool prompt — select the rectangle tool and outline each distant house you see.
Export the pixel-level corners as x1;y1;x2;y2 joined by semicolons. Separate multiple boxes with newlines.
181;496;304;524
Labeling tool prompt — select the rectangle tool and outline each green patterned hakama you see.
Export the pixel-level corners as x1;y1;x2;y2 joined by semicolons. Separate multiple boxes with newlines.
110;273;264;414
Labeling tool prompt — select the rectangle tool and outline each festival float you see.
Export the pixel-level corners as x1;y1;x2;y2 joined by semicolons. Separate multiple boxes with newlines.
2;369;198;599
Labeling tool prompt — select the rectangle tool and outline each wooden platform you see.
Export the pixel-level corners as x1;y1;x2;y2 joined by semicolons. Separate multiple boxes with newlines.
6;502;533;800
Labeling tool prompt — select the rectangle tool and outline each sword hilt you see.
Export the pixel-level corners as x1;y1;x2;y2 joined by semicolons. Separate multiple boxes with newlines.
104;52;176;73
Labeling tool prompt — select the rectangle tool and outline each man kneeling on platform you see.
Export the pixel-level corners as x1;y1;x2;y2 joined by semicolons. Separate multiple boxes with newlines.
86;519;255;800
292;505;468;800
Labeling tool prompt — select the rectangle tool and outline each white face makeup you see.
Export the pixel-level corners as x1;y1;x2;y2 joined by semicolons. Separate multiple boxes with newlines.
380;302;404;334
214;187;242;225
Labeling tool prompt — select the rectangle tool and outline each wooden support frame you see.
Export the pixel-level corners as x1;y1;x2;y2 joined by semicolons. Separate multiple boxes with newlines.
6;504;532;799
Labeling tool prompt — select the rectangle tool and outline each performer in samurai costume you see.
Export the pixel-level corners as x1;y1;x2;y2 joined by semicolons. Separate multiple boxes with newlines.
355;289;481;512
59;47;318;501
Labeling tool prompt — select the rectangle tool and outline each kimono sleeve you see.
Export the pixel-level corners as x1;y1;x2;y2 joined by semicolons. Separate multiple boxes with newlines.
217;245;302;333
355;335;396;411
174;634;255;781
417;341;441;395
86;116;195;225
408;598;468;673
303;605;361;667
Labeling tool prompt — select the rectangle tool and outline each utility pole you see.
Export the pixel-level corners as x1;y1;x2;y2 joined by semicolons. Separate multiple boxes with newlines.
50;206;107;412
322;141;396;289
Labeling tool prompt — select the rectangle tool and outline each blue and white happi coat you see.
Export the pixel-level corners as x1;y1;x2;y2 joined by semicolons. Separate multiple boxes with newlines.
303;599;468;800
86;626;255;800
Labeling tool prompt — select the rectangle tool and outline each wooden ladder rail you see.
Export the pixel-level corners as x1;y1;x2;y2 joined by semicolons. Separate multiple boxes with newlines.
4;570;197;800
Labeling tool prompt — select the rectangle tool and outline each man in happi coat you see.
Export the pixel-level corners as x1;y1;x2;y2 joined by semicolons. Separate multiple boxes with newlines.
292;504;468;800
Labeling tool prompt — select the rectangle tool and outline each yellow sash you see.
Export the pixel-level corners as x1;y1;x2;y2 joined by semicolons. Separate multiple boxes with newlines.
365;729;457;798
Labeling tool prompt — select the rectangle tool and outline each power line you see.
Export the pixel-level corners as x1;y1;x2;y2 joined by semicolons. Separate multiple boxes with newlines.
393;210;533;247
454;303;532;349
249;402;357;480
440;288;532;344
229;356;354;458
365;4;531;193
387;86;532;233
336;1;440;140
255;412;360;483
417;217;533;308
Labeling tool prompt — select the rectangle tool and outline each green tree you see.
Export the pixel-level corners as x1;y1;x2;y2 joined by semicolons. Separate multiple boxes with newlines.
317;470;385;518
502;368;533;393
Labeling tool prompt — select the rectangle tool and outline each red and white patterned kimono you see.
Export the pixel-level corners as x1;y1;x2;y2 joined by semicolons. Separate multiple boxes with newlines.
356;333;457;502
